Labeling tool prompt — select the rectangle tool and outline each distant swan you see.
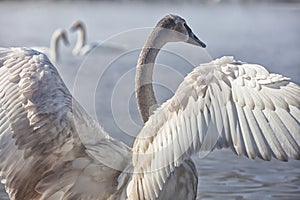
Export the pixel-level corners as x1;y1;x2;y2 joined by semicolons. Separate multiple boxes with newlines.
70;20;125;56
0;14;299;200
32;28;69;63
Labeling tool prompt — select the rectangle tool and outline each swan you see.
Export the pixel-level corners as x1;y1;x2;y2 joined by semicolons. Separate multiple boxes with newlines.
0;14;299;200
134;14;207;198
70;20;125;56
128;15;300;199
31;28;69;63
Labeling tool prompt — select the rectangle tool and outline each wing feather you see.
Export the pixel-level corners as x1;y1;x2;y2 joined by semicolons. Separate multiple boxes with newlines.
252;108;287;160
128;56;300;199
237;105;257;158
220;101;232;148
276;107;300;142
196;106;206;145
190;108;199;151
0;48;131;200
243;106;270;160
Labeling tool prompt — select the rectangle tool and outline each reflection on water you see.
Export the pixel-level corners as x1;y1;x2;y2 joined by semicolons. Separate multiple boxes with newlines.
0;1;299;199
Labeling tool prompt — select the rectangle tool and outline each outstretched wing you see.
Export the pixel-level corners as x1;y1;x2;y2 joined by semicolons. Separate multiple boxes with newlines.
0;48;130;199
128;56;300;199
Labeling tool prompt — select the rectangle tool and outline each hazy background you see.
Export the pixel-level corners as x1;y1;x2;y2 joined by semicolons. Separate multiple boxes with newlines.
0;0;299;199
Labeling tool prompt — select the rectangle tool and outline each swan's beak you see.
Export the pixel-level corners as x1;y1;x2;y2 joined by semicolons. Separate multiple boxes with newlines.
187;31;206;48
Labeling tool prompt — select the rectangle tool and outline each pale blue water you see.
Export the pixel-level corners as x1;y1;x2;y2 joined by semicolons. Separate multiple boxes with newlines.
0;1;299;199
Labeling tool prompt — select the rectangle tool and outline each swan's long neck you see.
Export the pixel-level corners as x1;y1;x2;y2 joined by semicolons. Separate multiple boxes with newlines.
49;33;60;62
74;26;86;51
135;28;168;123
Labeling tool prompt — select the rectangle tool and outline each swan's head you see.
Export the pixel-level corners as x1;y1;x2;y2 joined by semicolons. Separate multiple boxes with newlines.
156;14;206;48
70;20;85;32
53;29;69;46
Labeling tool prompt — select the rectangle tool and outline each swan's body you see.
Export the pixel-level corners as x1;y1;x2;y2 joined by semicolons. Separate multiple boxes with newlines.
0;15;299;200
71;20;125;56
31;28;69;63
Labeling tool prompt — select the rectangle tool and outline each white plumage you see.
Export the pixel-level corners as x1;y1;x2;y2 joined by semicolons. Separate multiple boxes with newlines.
128;56;300;199
0;14;299;200
0;48;132;199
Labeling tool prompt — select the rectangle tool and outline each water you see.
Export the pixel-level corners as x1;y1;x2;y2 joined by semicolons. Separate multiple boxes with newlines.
0;1;300;199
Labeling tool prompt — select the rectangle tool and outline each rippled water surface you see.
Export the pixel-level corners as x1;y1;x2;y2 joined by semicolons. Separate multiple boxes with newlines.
0;1;299;199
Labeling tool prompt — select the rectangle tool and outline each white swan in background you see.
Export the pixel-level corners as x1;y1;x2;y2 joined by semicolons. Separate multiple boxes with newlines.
70;20;125;56
32;28;69;63
0;14;299;200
